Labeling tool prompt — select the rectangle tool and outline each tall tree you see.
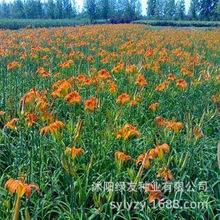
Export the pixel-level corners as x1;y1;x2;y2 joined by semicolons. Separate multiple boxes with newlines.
176;0;185;20
0;1;11;18
54;0;63;18
11;0;25;19
36;0;44;18
164;0;176;19
199;0;218;20
136;0;142;17
154;0;166;19
188;0;199;20
46;0;55;18
147;0;156;18
62;0;73;18
99;0;110;20
85;0;97;22
213;0;220;19
24;0;43;18
72;0;77;17
109;0;117;17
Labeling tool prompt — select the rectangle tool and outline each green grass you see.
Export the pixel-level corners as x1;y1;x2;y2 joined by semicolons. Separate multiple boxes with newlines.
0;19;107;30
132;20;220;27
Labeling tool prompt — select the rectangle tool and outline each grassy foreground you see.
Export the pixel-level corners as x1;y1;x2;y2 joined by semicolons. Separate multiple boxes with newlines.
0;24;219;219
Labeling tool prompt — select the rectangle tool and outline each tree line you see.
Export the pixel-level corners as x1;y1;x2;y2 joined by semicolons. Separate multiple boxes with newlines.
147;0;220;20
0;0;141;22
0;0;219;21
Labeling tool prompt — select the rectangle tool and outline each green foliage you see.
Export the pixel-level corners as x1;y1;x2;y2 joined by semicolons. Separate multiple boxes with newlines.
164;0;176;20
132;19;220;27
11;0;25;19
176;0;186;20
188;0;199;20
199;0;219;20
147;0;157;18
0;1;11;19
0;19;107;30
213;0;220;20
84;0;97;21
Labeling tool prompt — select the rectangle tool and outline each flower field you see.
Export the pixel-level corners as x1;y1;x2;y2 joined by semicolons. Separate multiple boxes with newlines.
0;24;219;219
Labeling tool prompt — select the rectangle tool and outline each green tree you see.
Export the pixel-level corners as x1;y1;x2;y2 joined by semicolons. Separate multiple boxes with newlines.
99;0;110;20
85;0;97;22
176;0;185;20
54;0;63;18
0;1;11;18
130;0;141;18
213;0;220;19
164;0;176;19
147;0;156;18
109;0;117;17
46;0;56;18
199;0;218;20
11;0;25;19
63;0;73;18
154;0;166;19
188;0;199;20
24;0;43;18
136;0;142;17
35;0;43;18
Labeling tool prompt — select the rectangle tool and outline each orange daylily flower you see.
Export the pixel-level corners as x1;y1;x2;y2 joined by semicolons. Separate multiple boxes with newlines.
154;143;170;160
0;111;6;115
136;149;155;169
52;80;72;98
156;167;174;182
25;112;38;127
181;68;194;77
109;81;118;93
156;116;166;126
155;81;169;91
36;67;50;78
135;74;148;88
4;177;40;198
64;146;85;159
193;128;204;139
115;151;132;162
20;88;42;106
126;64;136;73
87;55;94;62
167;74;176;81
111;62;124;73
40;120;64;136
3;118;19;130
176;79;188;89
156;117;184;133
97;69;111;81
145;48;155;57
84;97;98;112
116;123;140;140
7;61;21;70
64;91;81;105
116;93;130;106
145;183;162;203
58;59;73;68
149;102;159;111
165;121;184;132
129;97;141;108
211;95;220;103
